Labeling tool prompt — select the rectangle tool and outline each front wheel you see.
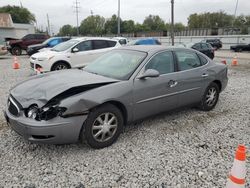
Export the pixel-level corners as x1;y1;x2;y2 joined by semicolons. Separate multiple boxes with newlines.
11;46;22;56
199;83;220;111
51;62;70;71
81;104;124;149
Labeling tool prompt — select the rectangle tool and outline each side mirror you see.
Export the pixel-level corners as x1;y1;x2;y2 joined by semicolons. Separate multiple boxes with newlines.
72;48;79;53
138;69;160;79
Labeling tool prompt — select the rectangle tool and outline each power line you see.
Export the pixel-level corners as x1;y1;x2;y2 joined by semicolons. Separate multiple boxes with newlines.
73;0;80;36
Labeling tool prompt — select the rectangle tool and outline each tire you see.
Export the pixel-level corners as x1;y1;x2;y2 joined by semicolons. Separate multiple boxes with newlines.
11;46;22;56
81;104;124;149
199;82;220;111
236;48;242;52
51;62;70;71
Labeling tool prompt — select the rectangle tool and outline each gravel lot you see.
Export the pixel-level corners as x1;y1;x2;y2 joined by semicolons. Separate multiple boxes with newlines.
0;52;249;187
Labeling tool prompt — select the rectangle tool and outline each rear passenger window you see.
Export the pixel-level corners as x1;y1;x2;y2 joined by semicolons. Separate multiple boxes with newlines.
193;43;201;50
175;51;201;71
93;40;108;49
198;54;208;65
107;41;117;47
145;51;174;75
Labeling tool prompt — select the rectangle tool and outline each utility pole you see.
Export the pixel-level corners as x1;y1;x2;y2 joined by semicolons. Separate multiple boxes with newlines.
46;14;51;36
171;0;174;46
117;0;121;36
232;0;239;27
73;0;80;36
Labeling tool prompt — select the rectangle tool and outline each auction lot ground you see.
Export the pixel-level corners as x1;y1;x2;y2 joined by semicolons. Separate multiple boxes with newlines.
0;50;249;187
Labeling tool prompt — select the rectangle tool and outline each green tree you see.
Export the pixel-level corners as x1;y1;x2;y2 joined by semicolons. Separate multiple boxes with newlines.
121;20;135;33
58;24;74;36
104;14;121;34
0;5;35;24
188;11;233;28
174;22;186;31
143;15;166;31
80;15;105;35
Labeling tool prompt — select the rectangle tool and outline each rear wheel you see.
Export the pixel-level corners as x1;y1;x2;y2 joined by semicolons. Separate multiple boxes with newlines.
199;83;219;111
51;62;70;71
11;46;22;56
81;104;124;149
236;48;242;52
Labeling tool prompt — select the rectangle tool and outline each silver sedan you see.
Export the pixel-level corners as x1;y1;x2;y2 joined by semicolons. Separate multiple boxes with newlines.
4;45;228;148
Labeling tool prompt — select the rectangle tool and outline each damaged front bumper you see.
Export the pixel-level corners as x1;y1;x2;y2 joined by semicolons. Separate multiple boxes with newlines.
4;109;88;144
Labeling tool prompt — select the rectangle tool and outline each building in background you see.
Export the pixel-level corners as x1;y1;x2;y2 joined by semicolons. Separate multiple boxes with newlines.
0;13;35;41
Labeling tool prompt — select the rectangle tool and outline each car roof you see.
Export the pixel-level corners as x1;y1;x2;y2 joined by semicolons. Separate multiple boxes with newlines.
72;37;117;42
119;45;192;53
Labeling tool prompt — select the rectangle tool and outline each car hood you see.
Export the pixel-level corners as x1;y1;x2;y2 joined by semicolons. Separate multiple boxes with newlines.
10;69;119;108
31;50;59;58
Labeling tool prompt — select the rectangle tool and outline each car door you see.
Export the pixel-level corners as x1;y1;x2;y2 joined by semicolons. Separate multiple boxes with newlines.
173;50;208;107
133;51;179;121
70;40;94;67
23;35;36;49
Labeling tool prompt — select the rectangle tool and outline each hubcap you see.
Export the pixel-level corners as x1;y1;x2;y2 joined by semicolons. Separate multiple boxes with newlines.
206;87;217;107
55;64;67;70
92;113;118;142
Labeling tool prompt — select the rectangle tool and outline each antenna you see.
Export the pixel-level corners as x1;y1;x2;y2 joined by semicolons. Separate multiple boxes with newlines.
73;0;80;36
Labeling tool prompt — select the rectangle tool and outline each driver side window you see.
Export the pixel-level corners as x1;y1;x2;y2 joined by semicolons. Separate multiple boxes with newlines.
75;41;92;52
145;51;175;75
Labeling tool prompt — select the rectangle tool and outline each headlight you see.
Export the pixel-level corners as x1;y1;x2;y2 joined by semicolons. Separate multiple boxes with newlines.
27;106;38;119
26;104;66;121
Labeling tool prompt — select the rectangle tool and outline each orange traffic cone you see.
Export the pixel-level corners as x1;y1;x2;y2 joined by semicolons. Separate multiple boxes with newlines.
231;56;238;66
221;59;227;65
226;145;247;188
12;56;20;69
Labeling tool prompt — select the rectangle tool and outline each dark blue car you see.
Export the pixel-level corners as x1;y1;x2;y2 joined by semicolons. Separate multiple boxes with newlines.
27;37;71;56
129;38;161;45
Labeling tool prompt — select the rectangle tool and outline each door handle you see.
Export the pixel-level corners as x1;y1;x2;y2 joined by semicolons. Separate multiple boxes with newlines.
168;80;178;88
202;73;209;78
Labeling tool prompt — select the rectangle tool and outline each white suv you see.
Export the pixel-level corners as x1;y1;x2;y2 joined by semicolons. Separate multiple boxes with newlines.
30;37;121;72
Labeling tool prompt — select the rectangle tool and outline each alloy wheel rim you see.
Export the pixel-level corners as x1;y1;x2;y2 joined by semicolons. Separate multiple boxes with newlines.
206;87;217;107
92;113;118;142
55;64;67;70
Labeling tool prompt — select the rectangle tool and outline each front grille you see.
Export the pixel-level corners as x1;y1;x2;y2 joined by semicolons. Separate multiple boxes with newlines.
8;97;21;116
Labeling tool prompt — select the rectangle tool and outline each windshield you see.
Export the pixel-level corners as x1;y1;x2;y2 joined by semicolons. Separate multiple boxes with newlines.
84;50;147;80
51;39;79;52
42;38;54;45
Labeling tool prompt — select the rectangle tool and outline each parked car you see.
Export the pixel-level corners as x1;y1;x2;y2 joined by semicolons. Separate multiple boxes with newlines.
6;34;49;56
0;38;8;56
27;37;71;56
187;42;215;59
4;45;228;148
128;38;161;45
30;37;121;72
230;43;250;52
112;37;128;45
202;39;222;50
0;45;8;56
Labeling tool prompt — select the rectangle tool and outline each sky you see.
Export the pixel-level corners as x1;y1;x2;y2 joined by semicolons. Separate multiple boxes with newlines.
0;0;250;34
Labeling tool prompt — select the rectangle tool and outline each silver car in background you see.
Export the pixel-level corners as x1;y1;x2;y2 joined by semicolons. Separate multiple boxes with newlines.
4;45;228;148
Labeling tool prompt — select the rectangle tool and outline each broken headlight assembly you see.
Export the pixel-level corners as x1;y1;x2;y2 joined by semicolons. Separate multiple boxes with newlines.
25;104;67;121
